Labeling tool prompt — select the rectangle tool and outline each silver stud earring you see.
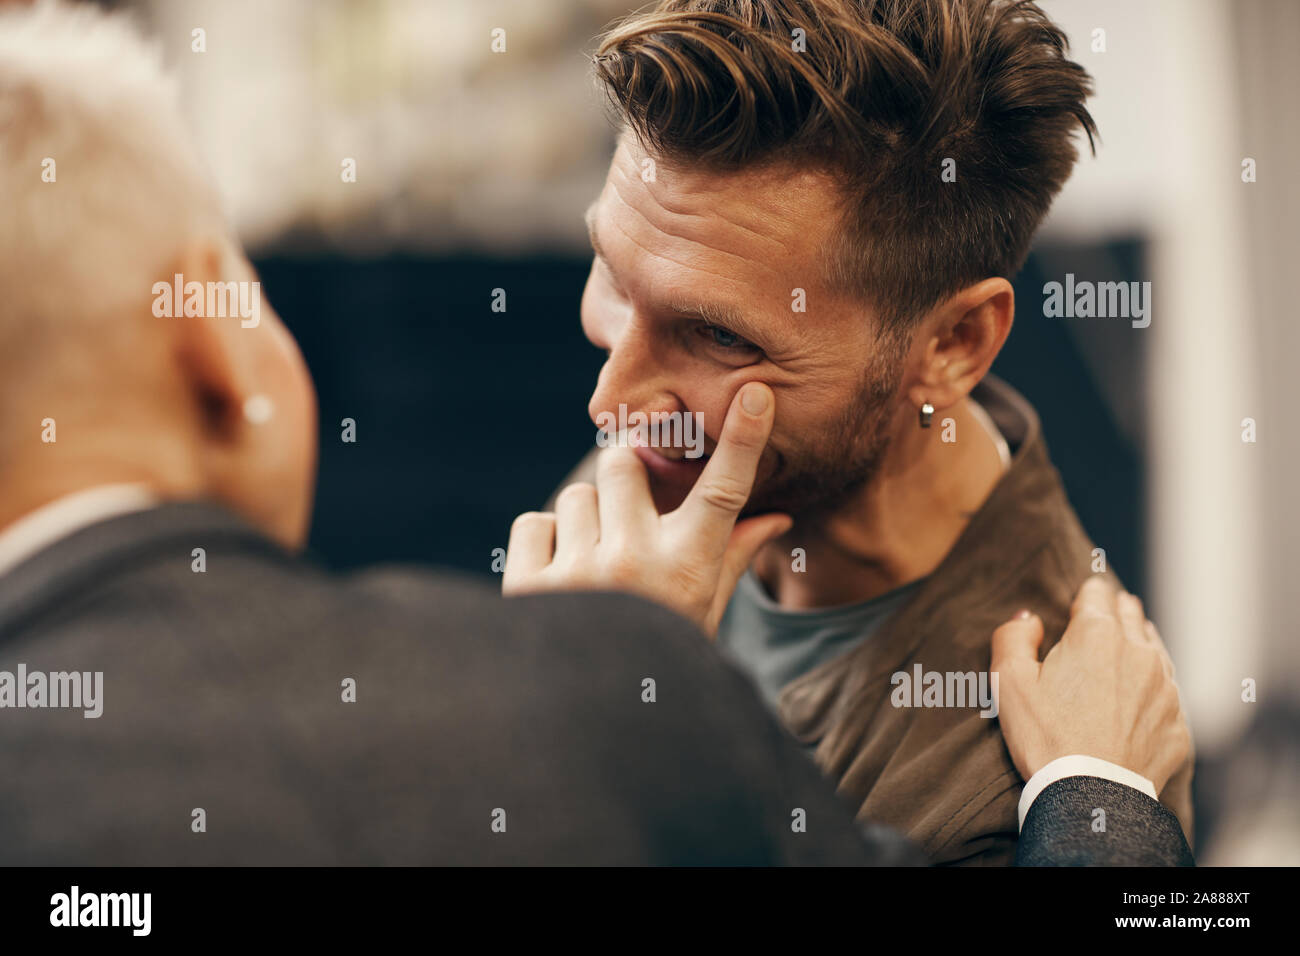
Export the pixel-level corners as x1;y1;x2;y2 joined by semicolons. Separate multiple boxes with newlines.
243;394;274;425
919;401;934;428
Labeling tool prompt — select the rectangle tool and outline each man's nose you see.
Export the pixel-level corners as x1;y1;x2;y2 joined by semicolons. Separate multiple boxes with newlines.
587;327;680;426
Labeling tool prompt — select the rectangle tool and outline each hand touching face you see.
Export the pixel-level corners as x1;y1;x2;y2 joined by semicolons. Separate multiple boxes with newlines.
503;383;791;637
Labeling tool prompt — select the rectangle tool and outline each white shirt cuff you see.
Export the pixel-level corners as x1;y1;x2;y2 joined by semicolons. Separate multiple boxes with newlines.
1018;755;1158;831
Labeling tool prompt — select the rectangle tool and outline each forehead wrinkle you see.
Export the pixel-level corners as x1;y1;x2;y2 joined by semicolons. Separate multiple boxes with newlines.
613;141;825;260
626;175;794;260
708;203;797;259
606;210;745;291
608;164;786;272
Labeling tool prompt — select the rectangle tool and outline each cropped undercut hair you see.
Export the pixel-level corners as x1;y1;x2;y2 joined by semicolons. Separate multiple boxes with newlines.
594;0;1098;333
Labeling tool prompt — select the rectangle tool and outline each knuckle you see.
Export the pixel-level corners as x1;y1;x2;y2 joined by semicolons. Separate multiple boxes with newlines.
1167;723;1192;760
549;558;589;584
1075;576;1111;602
1073;613;1116;644
697;476;751;513
669;559;710;589
603;551;645;583
510;511;554;535
596;525;629;553
1147;676;1172;703
1141;643;1170;674
555;482;596;507
991;620;1019;645
1072;576;1116;612
1159;679;1183;708
724;421;766;453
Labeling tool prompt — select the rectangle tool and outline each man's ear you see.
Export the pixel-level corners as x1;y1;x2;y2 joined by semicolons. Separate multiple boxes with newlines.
907;277;1014;412
166;241;251;442
158;240;319;551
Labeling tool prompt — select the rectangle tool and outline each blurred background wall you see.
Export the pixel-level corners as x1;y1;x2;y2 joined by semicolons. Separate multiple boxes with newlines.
100;0;1296;864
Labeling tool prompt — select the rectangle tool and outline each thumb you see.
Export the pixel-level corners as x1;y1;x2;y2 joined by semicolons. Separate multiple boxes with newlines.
707;512;792;633
991;610;1044;675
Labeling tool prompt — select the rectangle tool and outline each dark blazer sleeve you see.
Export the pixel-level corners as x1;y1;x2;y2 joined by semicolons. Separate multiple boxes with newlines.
1016;775;1195;866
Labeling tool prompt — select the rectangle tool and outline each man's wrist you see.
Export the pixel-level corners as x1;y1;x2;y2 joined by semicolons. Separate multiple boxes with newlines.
1018;755;1157;830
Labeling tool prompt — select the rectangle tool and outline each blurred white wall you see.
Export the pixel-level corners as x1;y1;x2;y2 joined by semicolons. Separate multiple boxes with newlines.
1044;0;1300;864
1042;0;1289;756
136;0;628;254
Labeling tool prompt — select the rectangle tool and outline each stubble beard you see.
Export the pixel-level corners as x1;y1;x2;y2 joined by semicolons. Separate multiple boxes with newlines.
742;341;905;522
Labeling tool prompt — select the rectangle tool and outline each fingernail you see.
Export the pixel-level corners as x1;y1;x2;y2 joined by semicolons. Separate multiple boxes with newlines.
1013;608;1032;620
741;383;769;415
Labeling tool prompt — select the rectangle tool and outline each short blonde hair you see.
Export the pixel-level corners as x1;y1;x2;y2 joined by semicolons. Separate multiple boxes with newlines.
0;0;227;366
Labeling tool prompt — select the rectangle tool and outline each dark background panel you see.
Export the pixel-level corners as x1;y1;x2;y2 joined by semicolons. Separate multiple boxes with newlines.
256;255;604;576
994;239;1148;596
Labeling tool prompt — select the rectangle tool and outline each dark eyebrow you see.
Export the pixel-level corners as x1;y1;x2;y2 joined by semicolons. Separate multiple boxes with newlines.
664;299;745;331
664;298;773;350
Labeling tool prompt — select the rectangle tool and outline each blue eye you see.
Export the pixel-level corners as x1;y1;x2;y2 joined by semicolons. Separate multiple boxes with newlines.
711;326;740;347
702;323;752;350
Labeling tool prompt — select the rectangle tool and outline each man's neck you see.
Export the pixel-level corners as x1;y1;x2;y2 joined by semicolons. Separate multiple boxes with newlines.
754;396;1007;610
0;453;194;536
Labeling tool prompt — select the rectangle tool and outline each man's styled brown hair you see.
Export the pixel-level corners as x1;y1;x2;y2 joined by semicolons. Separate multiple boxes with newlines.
594;0;1097;333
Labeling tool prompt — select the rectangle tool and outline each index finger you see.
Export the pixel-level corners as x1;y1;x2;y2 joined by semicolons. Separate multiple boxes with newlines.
991;611;1045;673
1070;574;1121;622
672;382;775;543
